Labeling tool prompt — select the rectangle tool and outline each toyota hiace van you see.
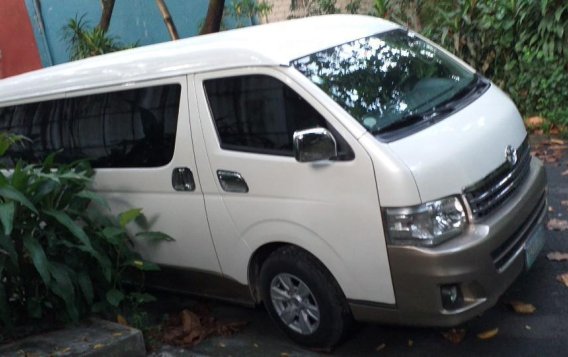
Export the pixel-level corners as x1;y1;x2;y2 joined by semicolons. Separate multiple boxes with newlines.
0;15;547;349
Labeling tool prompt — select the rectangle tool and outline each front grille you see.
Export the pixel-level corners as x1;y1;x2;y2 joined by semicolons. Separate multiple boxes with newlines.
491;192;546;271
464;137;531;219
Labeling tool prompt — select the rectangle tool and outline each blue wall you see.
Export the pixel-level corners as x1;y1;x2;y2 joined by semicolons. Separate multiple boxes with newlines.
25;0;250;66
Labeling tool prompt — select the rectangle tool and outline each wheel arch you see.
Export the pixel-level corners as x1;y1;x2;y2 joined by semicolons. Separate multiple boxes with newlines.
247;242;349;304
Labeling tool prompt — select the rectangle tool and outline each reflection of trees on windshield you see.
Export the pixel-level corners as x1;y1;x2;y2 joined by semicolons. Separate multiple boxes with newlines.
292;30;472;132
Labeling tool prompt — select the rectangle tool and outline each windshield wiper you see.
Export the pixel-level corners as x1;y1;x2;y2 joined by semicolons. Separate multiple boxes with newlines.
373;113;428;135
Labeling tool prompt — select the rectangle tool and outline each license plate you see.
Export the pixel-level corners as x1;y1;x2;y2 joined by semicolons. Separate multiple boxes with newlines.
525;223;545;270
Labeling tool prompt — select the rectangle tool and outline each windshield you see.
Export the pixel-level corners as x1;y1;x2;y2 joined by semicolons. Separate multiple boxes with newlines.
292;29;480;139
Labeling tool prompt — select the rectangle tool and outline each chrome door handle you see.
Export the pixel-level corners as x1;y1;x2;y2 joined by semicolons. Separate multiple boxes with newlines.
217;170;249;193
172;167;195;191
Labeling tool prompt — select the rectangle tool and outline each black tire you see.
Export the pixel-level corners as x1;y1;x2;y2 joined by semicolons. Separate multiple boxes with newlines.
259;246;352;350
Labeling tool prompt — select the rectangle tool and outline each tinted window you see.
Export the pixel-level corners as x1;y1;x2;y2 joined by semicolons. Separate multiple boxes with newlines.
204;75;352;159
0;84;181;168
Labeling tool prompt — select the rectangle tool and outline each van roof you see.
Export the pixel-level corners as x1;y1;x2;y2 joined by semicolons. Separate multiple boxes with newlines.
0;15;398;104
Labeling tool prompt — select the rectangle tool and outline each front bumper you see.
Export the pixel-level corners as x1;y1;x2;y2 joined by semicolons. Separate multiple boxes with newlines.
350;158;547;326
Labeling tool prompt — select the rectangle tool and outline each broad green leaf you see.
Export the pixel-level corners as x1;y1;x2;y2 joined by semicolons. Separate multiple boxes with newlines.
26;298;43;319
0;186;37;214
11;161;29;190
129;292;157;304
0;202;15;236
102;227;125;245
106;289;125;307
118;208;142;229
41;151;59;172
44;210;92;249
0;231;18;267
32;180;59;201
23;235;51;285
77;271;94;305
48;263;79;321
58;171;90;181
76;190;110;210
135;231;175;242
129;259;160;271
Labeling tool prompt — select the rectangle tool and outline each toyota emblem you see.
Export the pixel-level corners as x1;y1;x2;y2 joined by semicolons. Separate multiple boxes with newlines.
505;145;518;166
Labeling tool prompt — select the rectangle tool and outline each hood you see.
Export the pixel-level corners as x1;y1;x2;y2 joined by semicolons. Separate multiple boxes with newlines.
387;85;527;203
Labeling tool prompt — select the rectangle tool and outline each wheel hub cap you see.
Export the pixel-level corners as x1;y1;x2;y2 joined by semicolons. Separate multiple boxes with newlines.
270;273;320;335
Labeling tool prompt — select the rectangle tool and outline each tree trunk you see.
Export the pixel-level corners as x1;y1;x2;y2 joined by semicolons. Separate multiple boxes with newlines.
200;0;225;35
155;0;180;40
98;0;115;32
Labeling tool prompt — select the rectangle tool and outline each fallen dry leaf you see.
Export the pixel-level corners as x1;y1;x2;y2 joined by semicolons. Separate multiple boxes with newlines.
547;252;568;261
181;310;201;333
562;169;568;176
557;273;568;287
547;219;568;231
116;314;128;326
525;116;545;129
561;200;568;207
160;308;247;348
530;137;568;165
507;301;536;314
92;343;105;349
442;328;466;344
549;206;555;212
376;343;386;351
477;328;499;340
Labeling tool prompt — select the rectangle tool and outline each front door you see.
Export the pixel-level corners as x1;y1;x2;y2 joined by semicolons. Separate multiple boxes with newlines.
191;69;395;304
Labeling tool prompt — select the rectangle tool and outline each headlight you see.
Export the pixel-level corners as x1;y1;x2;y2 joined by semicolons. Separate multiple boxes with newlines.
385;196;466;247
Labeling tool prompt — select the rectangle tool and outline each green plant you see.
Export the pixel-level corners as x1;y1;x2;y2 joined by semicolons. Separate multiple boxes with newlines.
375;0;568;133
345;0;362;14
227;0;273;26
0;134;172;335
289;0;339;18
63;15;136;60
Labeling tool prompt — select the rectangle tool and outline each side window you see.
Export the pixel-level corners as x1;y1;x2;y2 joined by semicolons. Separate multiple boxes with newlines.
204;75;353;159
0;84;181;168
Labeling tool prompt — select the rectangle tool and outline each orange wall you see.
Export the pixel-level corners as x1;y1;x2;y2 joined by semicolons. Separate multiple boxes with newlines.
0;0;42;78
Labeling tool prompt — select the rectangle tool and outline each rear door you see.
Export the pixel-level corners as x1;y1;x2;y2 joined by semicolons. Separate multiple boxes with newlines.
76;77;221;274
191;68;395;303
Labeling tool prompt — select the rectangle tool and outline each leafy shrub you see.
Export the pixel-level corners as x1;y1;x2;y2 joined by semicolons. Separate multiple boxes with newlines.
374;0;568;133
63;15;136;60
0;135;172;335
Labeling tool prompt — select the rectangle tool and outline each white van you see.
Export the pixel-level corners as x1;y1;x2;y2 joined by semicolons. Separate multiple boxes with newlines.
0;15;547;349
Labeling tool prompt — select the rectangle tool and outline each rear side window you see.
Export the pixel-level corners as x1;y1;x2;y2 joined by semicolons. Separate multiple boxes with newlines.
0;84;181;168
204;75;353;159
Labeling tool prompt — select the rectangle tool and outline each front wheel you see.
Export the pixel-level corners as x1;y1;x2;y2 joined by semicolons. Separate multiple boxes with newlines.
259;246;352;350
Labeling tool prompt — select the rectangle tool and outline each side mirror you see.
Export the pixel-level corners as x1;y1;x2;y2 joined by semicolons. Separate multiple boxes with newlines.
293;128;338;163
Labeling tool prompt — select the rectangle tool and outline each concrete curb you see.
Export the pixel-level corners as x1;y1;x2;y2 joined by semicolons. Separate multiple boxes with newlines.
0;318;145;357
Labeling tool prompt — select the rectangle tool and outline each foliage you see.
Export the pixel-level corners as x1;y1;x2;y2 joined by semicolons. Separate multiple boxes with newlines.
345;0;362;14
227;0;273;26
375;0;568;133
63;15;136;61
290;0;363;18
0;134;172;335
